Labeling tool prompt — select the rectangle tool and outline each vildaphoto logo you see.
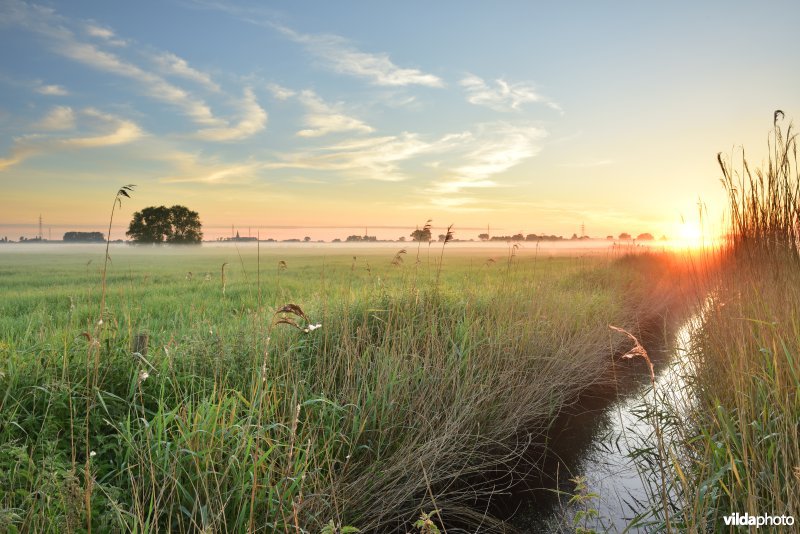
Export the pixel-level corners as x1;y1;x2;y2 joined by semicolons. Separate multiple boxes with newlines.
723;512;795;528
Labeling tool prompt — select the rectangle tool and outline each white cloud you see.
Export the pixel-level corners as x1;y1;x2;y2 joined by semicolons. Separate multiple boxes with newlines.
276;24;443;88
85;23;126;46
267;83;296;100
460;74;560;112
268;132;437;181
0;108;144;171
35;106;75;131
430;123;547;193
57;39;221;126
35;83;68;96
3;0;267;138
153;51;220;92
196;87;267;141
62;108;143;147
153;147;277;185
264;123;540;188
296;90;373;138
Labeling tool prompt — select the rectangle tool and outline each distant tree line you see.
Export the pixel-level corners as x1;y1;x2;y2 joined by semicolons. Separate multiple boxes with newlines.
479;233;566;242
63;231;105;243
346;235;377;242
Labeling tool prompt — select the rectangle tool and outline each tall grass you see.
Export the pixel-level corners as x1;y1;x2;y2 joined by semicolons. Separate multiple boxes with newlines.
644;115;800;531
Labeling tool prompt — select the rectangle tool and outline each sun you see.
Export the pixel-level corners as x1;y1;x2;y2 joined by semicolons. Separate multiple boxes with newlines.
676;221;704;248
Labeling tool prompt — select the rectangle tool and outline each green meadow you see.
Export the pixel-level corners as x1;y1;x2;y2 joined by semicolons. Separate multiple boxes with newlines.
0;242;688;532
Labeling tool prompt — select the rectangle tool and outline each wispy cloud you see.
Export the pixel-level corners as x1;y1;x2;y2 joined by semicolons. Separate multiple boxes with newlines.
267;82;296;101
196;87;267;141
152;51;221;92
57;38;222;125
460;74;560;112
161;157;264;184
34;106;75;131
265;122;542;188
184;2;444;88
0;108;144;171
268;132;438;181
35;83;68;96
85;23;126;46
62;108;143;147
430;123;547;193
273;24;443;88
3;0;265;140
296;90;373;137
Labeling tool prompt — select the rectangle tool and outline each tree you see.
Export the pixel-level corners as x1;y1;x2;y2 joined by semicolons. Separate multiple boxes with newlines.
410;228;432;242
127;205;203;244
636;233;654;241
167;205;203;243
618;232;631;240
478;233;489;241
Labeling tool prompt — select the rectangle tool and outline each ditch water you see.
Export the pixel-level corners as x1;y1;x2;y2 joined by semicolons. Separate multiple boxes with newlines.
506;314;700;533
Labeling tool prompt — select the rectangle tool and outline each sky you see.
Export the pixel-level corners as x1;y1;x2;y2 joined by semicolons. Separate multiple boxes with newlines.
1;0;799;241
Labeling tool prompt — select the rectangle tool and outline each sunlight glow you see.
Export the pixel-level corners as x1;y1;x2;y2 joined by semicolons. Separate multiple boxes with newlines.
676;221;704;249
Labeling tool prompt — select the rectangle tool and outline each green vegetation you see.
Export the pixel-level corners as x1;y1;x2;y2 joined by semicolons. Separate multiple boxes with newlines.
0;239;686;532
127;204;203;244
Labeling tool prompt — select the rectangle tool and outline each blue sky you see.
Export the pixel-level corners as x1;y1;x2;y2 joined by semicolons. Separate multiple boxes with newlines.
1;0;799;240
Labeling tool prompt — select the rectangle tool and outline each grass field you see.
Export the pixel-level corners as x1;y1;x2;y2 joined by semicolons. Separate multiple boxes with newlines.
0;241;691;533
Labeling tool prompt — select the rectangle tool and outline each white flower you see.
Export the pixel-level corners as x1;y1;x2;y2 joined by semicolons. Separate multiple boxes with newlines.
138;370;149;383
97;319;104;326
90;451;96;458
306;323;322;332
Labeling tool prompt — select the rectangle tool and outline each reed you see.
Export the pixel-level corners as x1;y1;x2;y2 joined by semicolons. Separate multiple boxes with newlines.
640;114;800;531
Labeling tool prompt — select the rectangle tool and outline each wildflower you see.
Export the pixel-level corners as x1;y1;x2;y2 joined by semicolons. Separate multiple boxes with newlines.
303;323;322;333
90;451;96;458
97;319;104;326
138;370;149;383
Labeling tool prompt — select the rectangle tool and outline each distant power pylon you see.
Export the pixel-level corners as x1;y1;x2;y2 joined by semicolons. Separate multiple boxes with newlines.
580;222;586;238
39;214;43;240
